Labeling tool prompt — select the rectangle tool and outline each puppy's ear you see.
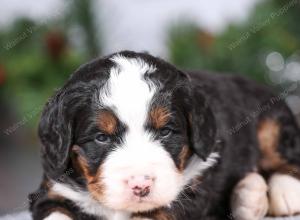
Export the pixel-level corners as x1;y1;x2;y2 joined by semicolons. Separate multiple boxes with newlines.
172;70;217;160
38;90;73;179
177;75;216;160
186;86;217;160
38;85;88;179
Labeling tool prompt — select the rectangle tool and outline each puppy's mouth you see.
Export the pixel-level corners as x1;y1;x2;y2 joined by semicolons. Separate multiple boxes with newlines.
121;199;161;212
130;194;156;205
100;188;166;213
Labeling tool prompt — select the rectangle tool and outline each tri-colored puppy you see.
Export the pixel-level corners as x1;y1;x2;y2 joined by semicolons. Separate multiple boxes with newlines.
29;51;300;220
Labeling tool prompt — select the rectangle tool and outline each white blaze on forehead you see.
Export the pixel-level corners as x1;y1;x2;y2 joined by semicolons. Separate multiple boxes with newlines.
101;55;157;129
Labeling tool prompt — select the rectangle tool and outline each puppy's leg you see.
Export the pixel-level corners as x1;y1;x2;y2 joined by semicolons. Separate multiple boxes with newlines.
268;173;300;216
231;172;268;220
257;111;300;216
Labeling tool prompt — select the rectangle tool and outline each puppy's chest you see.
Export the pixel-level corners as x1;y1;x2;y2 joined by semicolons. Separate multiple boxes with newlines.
78;207;152;220
99;213;152;220
105;212;130;220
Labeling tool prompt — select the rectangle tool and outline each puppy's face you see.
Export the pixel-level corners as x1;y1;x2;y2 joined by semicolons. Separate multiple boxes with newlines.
73;55;191;212
39;51;217;213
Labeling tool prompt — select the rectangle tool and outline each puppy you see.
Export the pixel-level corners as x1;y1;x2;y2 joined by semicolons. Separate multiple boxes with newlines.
29;51;300;220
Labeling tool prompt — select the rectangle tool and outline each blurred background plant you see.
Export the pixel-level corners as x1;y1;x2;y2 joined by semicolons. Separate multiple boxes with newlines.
0;0;299;215
0;0;100;125
168;0;300;84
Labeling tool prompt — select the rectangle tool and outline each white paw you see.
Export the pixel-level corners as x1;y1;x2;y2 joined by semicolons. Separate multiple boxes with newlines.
44;212;72;220
268;174;300;216
231;173;269;220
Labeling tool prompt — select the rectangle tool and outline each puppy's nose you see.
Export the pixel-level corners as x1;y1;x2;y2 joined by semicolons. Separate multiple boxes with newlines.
127;175;154;197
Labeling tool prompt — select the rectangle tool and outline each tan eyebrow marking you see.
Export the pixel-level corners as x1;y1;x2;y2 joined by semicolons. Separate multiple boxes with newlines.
150;107;171;129
97;110;118;134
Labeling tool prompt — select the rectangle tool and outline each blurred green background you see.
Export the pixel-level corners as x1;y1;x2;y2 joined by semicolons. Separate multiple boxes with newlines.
0;0;300;215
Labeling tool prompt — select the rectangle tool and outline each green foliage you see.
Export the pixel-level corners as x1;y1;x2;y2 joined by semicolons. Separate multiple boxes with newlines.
0;0;102;127
168;0;300;83
0;19;84;126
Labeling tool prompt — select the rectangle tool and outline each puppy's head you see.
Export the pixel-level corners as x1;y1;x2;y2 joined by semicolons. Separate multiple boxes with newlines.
39;51;217;213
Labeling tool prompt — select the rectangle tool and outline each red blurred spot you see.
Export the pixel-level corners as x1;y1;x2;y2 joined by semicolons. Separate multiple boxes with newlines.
197;31;215;53
0;65;6;85
45;31;66;60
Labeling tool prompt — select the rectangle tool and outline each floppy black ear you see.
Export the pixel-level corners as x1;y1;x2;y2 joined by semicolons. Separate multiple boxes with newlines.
38;82;91;179
188;87;217;160
170;69;217;160
38;89;74;179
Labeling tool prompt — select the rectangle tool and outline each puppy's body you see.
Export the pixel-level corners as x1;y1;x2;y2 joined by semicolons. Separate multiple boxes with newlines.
30;51;300;220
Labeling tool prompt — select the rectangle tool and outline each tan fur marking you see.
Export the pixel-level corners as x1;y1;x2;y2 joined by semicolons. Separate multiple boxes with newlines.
257;119;300;182
150;107;170;129
43;190;74;219
41;178;51;190
72;146;104;201
276;164;300;180
132;209;174;220
257;119;284;171
178;145;192;171
153;211;174;220
97;110;117;134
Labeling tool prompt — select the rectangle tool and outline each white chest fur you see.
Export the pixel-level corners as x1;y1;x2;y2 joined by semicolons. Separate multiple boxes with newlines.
51;183;130;220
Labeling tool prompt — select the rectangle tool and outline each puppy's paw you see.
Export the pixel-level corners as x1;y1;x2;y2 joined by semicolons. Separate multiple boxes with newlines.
231;173;268;220
268;174;300;216
44;212;72;220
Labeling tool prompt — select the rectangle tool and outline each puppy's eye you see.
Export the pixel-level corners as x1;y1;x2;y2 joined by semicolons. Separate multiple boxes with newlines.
160;127;173;137
95;133;110;143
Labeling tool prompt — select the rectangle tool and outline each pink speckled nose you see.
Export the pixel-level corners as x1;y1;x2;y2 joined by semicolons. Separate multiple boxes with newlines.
127;175;154;197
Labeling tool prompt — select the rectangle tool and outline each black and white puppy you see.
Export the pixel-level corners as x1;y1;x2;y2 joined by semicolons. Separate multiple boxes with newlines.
30;51;300;220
